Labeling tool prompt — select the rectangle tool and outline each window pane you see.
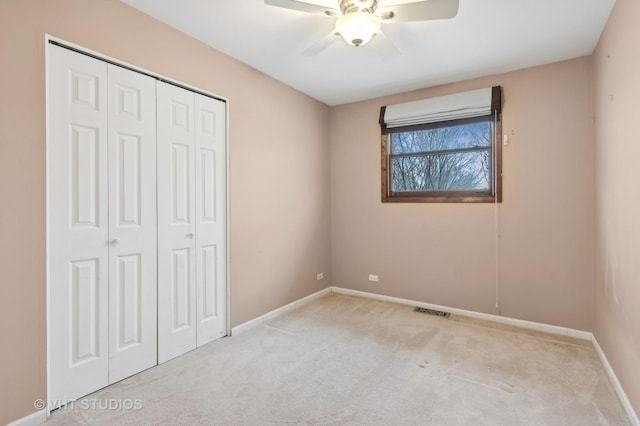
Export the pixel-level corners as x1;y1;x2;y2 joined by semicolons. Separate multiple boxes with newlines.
391;121;492;154
391;150;491;192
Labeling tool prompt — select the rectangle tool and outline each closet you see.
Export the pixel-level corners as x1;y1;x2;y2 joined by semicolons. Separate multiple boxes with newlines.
48;43;227;405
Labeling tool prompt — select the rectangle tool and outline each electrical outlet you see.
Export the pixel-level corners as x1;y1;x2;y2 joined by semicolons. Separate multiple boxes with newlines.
317;273;324;280
368;274;379;282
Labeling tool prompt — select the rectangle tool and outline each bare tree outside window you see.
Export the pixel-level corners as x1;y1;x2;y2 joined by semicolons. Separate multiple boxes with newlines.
389;121;492;193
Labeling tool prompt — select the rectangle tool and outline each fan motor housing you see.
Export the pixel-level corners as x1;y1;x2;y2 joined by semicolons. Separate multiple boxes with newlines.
339;0;379;15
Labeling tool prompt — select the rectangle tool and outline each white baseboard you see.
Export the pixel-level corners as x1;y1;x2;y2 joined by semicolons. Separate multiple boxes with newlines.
231;287;332;336
6;409;47;426
231;285;593;340
592;336;640;426
331;287;592;340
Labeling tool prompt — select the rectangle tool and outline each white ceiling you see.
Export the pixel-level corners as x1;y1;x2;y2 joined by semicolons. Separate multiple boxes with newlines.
121;0;615;106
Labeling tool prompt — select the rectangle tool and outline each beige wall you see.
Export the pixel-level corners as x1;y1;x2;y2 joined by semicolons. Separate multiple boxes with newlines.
593;0;640;416
0;0;330;423
4;0;638;423
330;57;595;330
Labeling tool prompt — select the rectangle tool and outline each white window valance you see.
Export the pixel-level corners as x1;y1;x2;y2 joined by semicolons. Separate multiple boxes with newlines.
381;86;502;130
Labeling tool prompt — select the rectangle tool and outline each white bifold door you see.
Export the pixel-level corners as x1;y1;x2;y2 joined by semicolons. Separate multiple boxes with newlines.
157;82;227;363
49;45;157;404
49;44;227;405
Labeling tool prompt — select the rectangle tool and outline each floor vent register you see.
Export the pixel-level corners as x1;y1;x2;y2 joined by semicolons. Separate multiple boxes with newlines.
414;307;451;318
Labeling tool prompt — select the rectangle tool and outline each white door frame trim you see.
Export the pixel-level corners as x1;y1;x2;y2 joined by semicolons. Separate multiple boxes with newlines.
45;34;231;418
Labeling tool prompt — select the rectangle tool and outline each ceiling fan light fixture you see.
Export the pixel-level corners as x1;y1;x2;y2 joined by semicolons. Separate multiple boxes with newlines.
336;11;381;47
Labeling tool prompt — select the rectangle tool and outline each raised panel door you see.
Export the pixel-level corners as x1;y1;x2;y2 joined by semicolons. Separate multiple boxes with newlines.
107;64;157;383
194;94;227;347
157;81;197;363
49;45;109;406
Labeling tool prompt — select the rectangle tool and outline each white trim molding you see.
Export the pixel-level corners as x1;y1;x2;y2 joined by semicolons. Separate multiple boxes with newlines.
6;409;47;426
331;287;592;340
592;336;640;425
231;287;332;336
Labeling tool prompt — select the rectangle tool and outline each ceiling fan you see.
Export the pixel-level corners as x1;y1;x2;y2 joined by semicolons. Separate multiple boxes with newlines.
264;0;459;56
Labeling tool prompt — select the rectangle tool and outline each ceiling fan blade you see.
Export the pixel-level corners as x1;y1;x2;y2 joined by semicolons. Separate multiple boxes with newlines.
264;0;335;16
380;0;459;23
370;32;400;62
301;30;341;56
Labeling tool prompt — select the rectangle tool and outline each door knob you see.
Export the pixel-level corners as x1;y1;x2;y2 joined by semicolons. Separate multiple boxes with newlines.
110;238;120;246
186;233;195;239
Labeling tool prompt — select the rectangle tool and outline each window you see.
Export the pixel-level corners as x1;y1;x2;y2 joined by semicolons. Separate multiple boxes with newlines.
380;87;502;203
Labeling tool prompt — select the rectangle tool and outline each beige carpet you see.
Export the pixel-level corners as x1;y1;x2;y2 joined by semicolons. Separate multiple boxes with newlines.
47;294;629;425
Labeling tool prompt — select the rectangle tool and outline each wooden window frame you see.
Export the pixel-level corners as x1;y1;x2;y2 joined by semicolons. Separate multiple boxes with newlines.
380;101;503;204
